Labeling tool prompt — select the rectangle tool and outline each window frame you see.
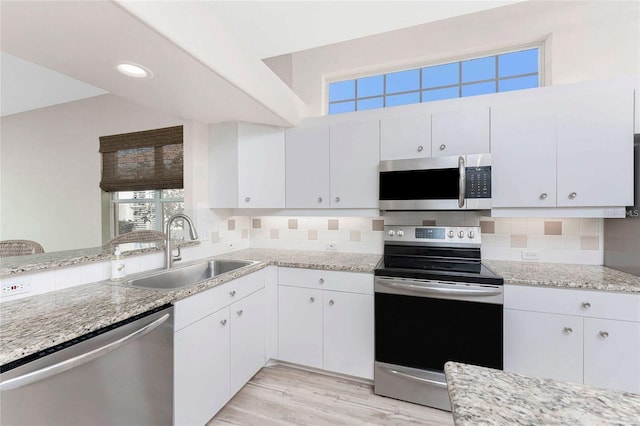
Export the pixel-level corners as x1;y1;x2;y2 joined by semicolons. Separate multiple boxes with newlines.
325;44;544;115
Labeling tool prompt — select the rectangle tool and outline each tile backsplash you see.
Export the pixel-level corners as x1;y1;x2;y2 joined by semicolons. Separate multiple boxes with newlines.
247;212;603;264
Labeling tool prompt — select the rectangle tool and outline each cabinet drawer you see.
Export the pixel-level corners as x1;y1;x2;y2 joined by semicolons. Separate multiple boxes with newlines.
505;285;640;322
175;270;265;331
277;267;373;294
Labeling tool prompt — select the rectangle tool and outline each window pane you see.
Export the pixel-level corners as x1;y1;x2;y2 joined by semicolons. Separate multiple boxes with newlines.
162;189;184;198
116;202;156;235
498;49;538;77
422;63;459;88
329;80;355;102
357;75;384;98
462;56;496;83
163;202;184;235
462;81;496;97
329;101;355;115
386;92;420;107
423;86;460;102
114;190;155;200
498;75;539;92
357;97;384;111
386;69;420;94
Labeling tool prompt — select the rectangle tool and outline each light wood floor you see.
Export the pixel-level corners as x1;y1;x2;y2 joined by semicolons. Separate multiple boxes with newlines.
208;365;454;426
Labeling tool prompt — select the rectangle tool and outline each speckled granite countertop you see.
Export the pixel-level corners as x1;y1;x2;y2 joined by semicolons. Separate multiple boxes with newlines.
485;260;640;294
0;249;380;366
445;362;640;425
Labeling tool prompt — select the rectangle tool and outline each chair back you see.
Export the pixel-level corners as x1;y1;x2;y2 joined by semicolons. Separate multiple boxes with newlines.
0;240;45;257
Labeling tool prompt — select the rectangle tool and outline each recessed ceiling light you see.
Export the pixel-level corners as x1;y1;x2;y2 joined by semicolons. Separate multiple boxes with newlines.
116;62;152;78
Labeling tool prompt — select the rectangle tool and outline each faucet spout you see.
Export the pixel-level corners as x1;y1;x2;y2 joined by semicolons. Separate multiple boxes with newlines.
165;213;198;269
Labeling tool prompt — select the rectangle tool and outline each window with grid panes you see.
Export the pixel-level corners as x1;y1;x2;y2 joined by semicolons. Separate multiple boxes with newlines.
328;47;540;114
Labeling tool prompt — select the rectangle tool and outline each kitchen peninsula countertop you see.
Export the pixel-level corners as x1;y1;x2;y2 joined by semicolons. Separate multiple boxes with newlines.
485;260;640;294
445;362;640;425
0;249;381;366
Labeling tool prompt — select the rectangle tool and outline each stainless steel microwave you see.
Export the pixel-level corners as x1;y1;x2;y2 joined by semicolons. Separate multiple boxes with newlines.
379;154;492;210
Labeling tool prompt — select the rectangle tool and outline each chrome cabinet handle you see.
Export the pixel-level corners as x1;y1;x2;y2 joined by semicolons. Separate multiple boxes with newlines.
309;297;315;303
582;302;591;309
0;313;170;391
319;278;324;284
540;193;548;200
439;144;446;151
458;156;466;208
329;300;335;306
563;327;573;334
245;197;251;203
229;290;236;297
335;197;340;203
220;319;227;326
569;192;577;199
417;145;424;152
317;197;323;203
236;310;243;316
599;331;609;338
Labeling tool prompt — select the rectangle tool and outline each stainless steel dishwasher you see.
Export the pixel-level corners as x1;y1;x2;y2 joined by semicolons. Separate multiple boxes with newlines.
0;305;173;426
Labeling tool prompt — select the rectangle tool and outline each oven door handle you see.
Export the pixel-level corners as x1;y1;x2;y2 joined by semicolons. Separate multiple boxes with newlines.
376;277;502;297
381;366;447;388
458;156;466;208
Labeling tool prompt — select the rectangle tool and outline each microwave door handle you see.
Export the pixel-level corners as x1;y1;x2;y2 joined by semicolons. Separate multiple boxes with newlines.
458;156;466;208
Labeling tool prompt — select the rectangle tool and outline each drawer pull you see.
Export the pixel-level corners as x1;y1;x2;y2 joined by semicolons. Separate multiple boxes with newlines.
599;331;609;339
563;327;573;334
319;278;324;284
581;302;591;309
229;290;236;297
220;319;227;326
329;300;335;306
236;310;243;316
309;297;315;303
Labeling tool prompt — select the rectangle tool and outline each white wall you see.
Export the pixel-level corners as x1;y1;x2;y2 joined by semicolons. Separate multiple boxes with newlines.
268;0;640;115
0;94;184;252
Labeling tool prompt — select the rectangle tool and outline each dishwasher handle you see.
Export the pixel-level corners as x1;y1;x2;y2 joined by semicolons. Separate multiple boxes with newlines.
0;313;170;391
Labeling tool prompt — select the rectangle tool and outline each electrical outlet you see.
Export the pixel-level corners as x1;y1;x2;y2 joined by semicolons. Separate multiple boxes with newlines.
326;242;337;251
2;282;31;297
521;250;541;261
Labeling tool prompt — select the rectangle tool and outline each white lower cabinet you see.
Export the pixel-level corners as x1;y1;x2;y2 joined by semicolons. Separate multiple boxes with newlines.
174;270;267;426
504;285;640;393
277;268;374;380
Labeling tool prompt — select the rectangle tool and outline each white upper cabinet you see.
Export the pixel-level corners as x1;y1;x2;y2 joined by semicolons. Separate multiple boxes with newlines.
556;84;634;207
431;106;490;156
285;126;331;208
329;120;380;208
380;115;430;160
491;99;557;208
209;122;285;208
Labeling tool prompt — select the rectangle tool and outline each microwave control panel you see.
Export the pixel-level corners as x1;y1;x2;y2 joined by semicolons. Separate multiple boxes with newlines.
465;166;491;199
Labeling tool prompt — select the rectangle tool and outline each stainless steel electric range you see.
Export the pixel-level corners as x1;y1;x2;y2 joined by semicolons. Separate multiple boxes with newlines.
374;225;504;411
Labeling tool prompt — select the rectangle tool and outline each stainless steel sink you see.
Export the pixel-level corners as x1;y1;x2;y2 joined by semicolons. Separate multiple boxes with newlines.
127;259;257;291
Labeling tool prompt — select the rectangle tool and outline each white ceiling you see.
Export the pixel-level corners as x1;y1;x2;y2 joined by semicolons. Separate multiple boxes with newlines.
0;1;521;121
207;1;522;59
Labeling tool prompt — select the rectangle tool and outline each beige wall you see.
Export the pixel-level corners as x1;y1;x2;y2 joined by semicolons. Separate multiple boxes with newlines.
0;94;184;252
267;0;640;115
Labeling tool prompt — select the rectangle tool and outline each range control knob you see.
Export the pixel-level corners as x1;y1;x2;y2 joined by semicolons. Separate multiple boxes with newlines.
448;230;455;238
397;230;404;237
458;231;465;239
388;230;396;237
468;231;475;239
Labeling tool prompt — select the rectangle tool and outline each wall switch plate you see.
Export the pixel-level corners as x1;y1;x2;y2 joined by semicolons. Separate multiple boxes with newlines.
326;242;337;251
521;250;541;261
2;282;31;297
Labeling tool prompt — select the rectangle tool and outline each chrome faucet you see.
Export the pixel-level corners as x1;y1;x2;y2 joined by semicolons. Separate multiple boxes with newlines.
165;213;199;269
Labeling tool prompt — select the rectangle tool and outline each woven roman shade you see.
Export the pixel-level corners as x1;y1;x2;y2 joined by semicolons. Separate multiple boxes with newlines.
99;125;183;191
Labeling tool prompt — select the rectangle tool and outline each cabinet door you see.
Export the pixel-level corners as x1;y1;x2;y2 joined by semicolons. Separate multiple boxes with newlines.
491;100;557;207
277;286;323;368
329;120;380;208
229;289;266;396
556;85;634;207
237;124;286;208
504;309;583;383
285;126;331;208
380;115;430;160
174;308;230;426
584;318;640;393
323;291;374;379
431;107;490;156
